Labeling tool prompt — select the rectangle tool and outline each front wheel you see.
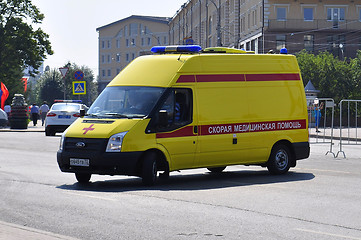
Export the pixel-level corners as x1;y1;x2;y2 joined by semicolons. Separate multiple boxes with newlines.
75;173;91;183
142;152;158;186
267;144;291;175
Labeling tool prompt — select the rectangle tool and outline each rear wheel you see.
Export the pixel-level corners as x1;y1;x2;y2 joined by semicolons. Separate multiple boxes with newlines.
267;144;291;175
75;173;91;183
142;152;158;186
207;166;226;173
45;127;55;136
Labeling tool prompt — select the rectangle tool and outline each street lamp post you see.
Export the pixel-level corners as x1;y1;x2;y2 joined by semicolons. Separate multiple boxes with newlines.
209;0;222;46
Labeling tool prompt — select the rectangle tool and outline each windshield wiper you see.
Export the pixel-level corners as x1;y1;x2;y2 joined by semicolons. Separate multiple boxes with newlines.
103;113;130;118
86;113;101;118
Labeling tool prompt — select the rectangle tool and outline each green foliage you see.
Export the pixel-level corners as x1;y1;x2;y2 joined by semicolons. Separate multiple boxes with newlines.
35;69;63;104
296;50;357;103
35;63;98;107
0;0;53;101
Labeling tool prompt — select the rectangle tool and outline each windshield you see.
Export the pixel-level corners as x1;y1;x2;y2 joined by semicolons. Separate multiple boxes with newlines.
87;86;165;118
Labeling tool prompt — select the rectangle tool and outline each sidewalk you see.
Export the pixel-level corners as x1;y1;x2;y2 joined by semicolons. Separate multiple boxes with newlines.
309;127;361;142
0;124;44;132
0;220;78;240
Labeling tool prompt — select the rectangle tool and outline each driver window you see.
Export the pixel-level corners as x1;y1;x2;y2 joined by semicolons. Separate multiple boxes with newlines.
156;88;192;131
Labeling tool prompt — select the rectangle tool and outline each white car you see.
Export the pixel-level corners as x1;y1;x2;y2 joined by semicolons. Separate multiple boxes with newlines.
45;100;88;136
0;108;8;127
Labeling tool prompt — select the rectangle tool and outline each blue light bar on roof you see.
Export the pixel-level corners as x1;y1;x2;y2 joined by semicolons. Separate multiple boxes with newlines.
151;45;202;53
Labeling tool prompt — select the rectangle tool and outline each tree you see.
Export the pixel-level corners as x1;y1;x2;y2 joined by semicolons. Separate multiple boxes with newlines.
35;68;63;104
0;0;53;101
296;50;353;103
35;63;98;106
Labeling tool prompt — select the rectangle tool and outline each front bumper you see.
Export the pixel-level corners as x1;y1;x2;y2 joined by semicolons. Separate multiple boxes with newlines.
57;150;143;176
57;137;143;176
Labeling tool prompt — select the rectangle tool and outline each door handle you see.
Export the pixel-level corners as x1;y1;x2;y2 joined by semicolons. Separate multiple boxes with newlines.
193;125;198;134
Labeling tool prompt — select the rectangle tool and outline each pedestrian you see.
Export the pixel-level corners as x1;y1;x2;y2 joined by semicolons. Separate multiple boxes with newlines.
314;102;324;132
39;101;49;126
30;103;40;126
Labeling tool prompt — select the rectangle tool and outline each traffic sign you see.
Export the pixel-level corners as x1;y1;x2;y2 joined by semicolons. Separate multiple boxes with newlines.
73;81;86;95
59;67;69;78
74;70;84;80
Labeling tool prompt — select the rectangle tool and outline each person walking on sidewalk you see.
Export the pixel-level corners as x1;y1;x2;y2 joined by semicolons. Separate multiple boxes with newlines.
314;102;324;132
39;101;49;126
30;103;40;126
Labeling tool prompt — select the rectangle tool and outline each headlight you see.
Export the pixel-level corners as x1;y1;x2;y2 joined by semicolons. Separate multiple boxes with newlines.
106;132;128;152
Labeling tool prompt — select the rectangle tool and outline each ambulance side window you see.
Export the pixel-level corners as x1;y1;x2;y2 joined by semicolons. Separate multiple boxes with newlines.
155;88;192;132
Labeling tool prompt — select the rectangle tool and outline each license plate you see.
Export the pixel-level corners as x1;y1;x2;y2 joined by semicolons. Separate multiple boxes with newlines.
70;158;90;167
59;115;71;119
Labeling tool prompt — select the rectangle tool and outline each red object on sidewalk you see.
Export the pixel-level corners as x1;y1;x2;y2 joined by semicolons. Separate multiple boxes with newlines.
0;82;9;110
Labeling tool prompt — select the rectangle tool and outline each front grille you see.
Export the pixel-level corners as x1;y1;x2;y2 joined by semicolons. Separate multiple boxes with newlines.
64;137;108;152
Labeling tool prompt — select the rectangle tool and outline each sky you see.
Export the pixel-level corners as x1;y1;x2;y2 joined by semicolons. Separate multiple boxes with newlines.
31;0;187;75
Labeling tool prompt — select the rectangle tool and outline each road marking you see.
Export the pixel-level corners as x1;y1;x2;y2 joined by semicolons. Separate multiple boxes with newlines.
64;191;117;202
295;228;361;239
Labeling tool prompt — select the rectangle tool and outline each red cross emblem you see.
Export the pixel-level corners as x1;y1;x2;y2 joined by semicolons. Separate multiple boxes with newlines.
82;124;95;135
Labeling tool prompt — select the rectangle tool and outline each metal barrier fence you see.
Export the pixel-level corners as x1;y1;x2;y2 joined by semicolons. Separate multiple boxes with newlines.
336;100;361;158
307;98;335;157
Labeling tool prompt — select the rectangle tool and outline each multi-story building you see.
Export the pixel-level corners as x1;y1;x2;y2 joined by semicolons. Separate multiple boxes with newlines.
96;15;170;91
170;0;361;59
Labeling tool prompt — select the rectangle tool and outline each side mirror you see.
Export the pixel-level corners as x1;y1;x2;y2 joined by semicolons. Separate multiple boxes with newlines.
80;109;85;118
158;110;168;127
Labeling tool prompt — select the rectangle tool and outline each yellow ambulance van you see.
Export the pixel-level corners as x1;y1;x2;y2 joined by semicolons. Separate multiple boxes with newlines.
57;45;309;185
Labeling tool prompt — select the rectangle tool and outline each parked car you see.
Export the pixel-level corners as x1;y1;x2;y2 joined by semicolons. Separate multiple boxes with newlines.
0;108;8;127
45;100;88;136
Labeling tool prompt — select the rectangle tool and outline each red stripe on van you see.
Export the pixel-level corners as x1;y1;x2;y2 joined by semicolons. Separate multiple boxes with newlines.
245;73;300;81
177;75;196;83
196;74;245;82
156;126;195;138
200;119;306;136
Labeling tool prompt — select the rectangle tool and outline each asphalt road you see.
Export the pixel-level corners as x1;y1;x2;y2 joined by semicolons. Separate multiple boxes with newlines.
1;131;361;239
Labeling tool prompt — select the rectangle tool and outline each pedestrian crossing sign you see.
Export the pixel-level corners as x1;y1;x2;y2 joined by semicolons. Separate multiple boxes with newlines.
73;81;86;95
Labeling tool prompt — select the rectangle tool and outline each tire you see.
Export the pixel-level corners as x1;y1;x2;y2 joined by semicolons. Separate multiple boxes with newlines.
267;144;291;175
75;173;91;183
207;166;226;173
142;152;158;186
45;127;55;136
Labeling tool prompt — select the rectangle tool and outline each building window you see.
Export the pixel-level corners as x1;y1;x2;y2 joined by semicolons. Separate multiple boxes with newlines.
327;35;346;58
304;8;313;21
141;38;144;46
101;41;105;49
276;35;286;50
147;37;151;46
107;69;111;77
116;54;120;62
132;53;135;60
107;54;111;63
304;35;314;52
107;40;111;49
208;16;213;35
126;39;129;47
117;68;121;74
130;23;138;36
116;39;120;48
101;55;105;63
277;7;286;21
327;8;345;21
126;53;129;62
102;69;105;77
